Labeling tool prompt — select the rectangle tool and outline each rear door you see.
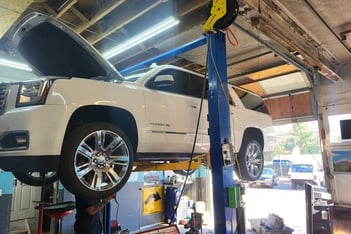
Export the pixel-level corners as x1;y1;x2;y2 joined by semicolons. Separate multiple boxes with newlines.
142;68;208;157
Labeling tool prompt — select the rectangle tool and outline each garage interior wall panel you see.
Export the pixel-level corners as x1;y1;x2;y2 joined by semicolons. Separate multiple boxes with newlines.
0;172;14;234
264;92;313;120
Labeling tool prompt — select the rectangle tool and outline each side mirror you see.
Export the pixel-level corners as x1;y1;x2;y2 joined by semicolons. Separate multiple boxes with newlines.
153;75;174;87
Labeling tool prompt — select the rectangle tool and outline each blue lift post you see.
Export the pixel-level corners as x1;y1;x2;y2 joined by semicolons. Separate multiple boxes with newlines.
112;31;242;233
207;31;239;233
105;37;208;234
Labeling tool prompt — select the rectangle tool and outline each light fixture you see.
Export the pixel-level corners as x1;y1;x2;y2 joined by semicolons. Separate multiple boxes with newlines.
0;58;32;71
103;16;180;60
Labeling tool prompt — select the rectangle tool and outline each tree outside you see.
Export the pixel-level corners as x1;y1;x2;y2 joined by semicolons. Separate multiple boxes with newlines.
266;121;321;162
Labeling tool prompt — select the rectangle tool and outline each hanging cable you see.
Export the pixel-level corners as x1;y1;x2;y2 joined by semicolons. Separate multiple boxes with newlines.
168;35;211;225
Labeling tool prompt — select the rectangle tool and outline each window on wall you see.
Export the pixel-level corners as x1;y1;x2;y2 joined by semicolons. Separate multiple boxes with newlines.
328;113;351;143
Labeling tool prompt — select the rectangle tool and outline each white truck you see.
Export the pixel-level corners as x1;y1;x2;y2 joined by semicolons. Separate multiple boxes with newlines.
288;161;325;189
0;12;274;198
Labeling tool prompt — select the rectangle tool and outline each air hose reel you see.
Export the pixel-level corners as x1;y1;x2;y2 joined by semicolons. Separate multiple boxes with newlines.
203;0;240;33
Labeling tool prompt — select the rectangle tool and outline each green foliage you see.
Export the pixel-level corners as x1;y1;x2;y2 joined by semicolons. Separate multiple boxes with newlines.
273;122;321;156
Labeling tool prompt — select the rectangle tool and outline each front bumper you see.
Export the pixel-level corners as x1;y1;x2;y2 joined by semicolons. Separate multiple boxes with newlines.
0;104;68;158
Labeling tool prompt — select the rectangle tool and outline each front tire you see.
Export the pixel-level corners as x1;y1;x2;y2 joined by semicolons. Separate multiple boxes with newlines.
236;138;264;181
59;122;134;199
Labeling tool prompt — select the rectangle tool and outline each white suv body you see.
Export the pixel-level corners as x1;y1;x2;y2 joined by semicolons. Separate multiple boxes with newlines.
0;12;274;198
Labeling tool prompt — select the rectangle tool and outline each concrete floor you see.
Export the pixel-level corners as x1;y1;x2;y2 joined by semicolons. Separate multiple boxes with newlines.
135;223;257;234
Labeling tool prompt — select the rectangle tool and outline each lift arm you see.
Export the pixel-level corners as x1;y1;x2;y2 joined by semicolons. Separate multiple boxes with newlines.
133;154;210;172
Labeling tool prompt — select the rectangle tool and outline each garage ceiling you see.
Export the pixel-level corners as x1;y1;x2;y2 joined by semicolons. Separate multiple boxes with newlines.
0;0;351;122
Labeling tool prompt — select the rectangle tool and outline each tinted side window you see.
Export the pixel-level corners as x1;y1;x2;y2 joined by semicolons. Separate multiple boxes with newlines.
146;69;207;99
146;69;188;95
188;73;207;99
232;87;269;114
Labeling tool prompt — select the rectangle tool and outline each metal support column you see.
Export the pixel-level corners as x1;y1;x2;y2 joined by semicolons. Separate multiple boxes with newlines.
207;31;239;233
104;202;111;234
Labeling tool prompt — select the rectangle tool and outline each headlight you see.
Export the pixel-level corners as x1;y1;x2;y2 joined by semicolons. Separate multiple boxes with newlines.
16;80;51;107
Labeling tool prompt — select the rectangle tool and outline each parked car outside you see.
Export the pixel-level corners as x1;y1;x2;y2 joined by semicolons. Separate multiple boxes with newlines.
272;154;292;177
0;12;275;199
249;167;279;188
288;162;325;189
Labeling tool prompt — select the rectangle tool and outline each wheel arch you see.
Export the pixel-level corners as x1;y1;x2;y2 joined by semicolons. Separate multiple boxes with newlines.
64;105;138;152
241;127;264;150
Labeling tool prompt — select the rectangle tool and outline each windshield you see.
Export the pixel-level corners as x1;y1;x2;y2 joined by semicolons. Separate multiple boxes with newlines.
262;168;273;175
291;164;313;173
123;67;153;82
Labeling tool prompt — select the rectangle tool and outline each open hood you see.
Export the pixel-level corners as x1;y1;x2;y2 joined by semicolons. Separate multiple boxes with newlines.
3;12;122;80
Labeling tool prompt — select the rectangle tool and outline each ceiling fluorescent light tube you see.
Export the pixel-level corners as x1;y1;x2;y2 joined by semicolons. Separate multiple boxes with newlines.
0;58;32;71
103;16;179;60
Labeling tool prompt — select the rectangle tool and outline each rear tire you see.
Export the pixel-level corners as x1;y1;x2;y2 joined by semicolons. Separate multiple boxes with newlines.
236;138;264;181
12;171;58;186
59;122;134;199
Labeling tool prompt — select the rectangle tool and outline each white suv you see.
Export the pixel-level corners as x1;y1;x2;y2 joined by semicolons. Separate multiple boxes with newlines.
0;12;274;198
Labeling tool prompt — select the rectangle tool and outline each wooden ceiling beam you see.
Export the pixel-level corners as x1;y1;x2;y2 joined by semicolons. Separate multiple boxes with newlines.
246;64;298;81
75;0;126;33
178;0;210;17
88;0;208;45
55;0;77;19
243;0;342;82
70;6;89;23
88;0;163;45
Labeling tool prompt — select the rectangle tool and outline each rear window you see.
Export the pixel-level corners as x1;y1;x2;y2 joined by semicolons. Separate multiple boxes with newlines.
262;168;273;175
273;159;291;167
232;87;269;114
291;164;313;173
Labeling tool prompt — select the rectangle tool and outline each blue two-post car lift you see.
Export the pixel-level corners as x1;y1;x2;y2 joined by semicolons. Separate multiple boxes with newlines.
107;1;244;233
207;31;242;233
